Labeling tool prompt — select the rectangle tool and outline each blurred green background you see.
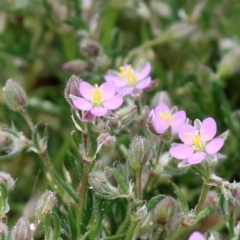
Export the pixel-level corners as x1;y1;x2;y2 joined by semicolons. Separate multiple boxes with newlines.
1;0;240;232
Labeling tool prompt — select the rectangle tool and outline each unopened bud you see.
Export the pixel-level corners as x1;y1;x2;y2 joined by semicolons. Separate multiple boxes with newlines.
128;136;152;170
104;167;117;187
218;47;240;78
80;39;100;57
135;204;148;220
35;190;57;221
62;60;95;74
64;75;82;106
88;172;106;193
0;172;15;190
203;191;219;209
10;217;32;240
221;181;240;206
116;106;137;126
154;197;178;225
3;79;27;112
97;133;116;152
0;222;8;239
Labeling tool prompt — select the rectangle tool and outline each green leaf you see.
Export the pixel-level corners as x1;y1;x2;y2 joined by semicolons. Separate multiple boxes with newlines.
82;190;93;232
68;205;77;240
112;168;128;194
50;169;78;203
64;17;88;30
67;150;82;181
87;123;97;159
196;208;210;222
228;211;234;238
191;164;208;180
131;200;145;211
147;194;165;211
71;130;82;148
52;213;61;240
32;123;40;150
219;193;229;219
172;183;189;214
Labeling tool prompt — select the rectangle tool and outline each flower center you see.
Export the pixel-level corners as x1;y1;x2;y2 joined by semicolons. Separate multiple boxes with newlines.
184;132;205;151
92;85;103;106
159;111;175;125
118;66;137;87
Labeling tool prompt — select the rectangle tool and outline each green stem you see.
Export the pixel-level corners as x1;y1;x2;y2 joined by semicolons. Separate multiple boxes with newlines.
136;169;142;201
155;140;164;168
116;215;130;235
125;217;138;240
195;162;211;214
21;109;34;130
77;161;91;235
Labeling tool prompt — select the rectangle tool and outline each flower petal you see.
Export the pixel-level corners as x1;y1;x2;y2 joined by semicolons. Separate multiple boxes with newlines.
170;144;194;160
206;138;224;154
104;75;126;88
188;231;206;240
70;96;92;111
170;110;186;135
187;152;206;164
200;117;216;141
101;82;116;100
138;62;151;80
79;81;94;100
104;96;123;110
91;107;108;116
178;123;196;144
152;117;169;134
136;77;151;89
154;103;170;115
116;86;134;95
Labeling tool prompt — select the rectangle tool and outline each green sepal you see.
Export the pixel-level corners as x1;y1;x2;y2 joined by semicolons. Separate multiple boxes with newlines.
0;184;8;218
71;130;82;148
191;164;208;180
219;193;229;219
131;200;145;211
172;183;189;214
43;213;51;240
32;123;40;151
146;194;165;211
67;150;82;181
112;168;128;194
87;123;97;159
52;213;61;240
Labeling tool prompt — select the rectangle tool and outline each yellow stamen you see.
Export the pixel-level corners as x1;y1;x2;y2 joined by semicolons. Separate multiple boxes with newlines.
92;85;103;106
159;111;175;124
118;65;137;86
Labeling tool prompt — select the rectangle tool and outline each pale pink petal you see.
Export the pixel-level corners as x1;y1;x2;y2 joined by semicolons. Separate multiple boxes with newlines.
170;145;194;160
206;138;224;154
116;87;134;95
82;111;95;122
187;152;206;164
178;124;196;144
104;96;123;110
71;97;92;111
79;82;94;100
200;117;216;142
137;62;151;80
136;77;151;89
188;231;206;240
91;107;108;116
152;117;169;134
154;103;170;115
101;82;116;100
104;75;126;88
131;88;142;97
171;110;186;134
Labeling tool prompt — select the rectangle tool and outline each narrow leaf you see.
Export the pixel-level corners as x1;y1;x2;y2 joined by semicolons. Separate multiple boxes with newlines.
67;150;82;181
172;183;189;214
147;194;165;211
219;193;229;219
32;123;40;150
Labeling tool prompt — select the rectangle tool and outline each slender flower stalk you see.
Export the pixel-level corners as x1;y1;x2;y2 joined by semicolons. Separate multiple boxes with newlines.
155;140;164;168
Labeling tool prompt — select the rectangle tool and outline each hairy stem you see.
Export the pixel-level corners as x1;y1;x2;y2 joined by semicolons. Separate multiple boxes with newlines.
155;140;164;168
136;169;142;200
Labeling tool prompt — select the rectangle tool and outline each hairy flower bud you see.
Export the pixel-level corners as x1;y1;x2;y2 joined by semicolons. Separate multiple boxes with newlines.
80;39;100;57
64;75;82;106
97;133;116;152
104;167;118;187
0;172;15;190
116;106;137;126
10;217;32;240
3;79;27;112
128;136;152;170
62;60;95;74
154;197;178;225
35;190;57;221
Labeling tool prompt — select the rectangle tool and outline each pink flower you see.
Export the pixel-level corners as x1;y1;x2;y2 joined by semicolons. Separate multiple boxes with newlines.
150;103;186;135
188;231;206;240
70;81;123;116
104;62;152;96
170;118;224;165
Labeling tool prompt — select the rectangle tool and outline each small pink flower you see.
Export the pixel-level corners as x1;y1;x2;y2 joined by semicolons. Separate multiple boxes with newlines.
104;62;152;96
150;103;186;135
170;118;224;165
188;231;206;240
70;81;123;116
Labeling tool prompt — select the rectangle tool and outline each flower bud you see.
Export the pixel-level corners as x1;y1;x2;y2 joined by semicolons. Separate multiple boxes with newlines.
97;133;116;152
0;172;15;190
104;167;117;187
221;180;240;206
64;75;81;106
35;190;57;221
116;106;137;126
10;217;32;240
3;79;27;112
0;222;8;239
88;172;106;194
62;60;95;74
203;191;219;209
135;204;148;220
80;39;100;57
154;197;178;225
128;136;152;170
